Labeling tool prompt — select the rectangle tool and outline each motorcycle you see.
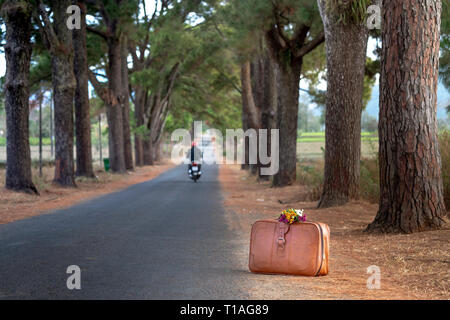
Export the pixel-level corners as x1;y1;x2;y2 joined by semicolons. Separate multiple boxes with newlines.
188;161;202;182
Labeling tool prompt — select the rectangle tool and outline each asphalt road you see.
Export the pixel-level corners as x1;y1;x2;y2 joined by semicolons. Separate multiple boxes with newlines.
0;164;251;299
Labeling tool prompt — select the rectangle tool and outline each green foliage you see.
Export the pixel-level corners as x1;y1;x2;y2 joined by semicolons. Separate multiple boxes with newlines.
296;161;324;201
439;130;450;209
222;0;323;63
298;102;323;133
440;1;450;91
361;111;378;132
89;96;106;118
359;157;379;203
29;52;52;94
440;37;450;91
301;43;326;85
28;103;53;138
129;1;243;136
326;0;372;25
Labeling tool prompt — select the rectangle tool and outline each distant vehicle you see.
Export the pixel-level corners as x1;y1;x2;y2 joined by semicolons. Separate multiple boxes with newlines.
188;161;202;183
187;142;203;182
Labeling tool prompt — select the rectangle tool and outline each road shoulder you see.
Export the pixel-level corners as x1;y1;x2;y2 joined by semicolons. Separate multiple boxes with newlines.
0;160;175;225
218;165;449;300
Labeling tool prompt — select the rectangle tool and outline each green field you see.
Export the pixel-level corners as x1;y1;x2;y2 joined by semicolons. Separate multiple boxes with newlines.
0;137;52;146
297;132;379;160
298;132;378;143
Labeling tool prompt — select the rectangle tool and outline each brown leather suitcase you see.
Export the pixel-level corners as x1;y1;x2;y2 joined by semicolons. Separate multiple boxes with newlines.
249;220;330;276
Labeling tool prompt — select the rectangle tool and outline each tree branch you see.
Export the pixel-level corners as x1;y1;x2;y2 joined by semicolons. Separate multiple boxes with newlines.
35;0;59;50
88;68;117;106
86;26;110;40
296;31;325;58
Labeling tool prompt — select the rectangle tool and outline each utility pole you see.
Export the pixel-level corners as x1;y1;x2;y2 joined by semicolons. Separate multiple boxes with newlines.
39;93;43;177
98;114;102;164
50;90;54;158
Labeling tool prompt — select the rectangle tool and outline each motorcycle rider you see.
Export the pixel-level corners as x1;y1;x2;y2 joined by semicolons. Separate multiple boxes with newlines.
187;141;203;177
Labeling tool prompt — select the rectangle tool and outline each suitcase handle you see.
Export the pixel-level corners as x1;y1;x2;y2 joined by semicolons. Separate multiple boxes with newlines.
277;223;290;250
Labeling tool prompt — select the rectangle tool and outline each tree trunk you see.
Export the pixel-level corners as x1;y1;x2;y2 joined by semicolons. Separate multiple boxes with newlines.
143;136;154;165
143;63;179;166
106;36;126;173
134;88;146;167
241;62;261;171
241;65;250;171
51;0;77;187
121;36;134;171
153;139;162;162
272;60;302;187
2;0;38;194
259;53;278;181
73;0;94;178
317;0;368;208
250;59;263;176
367;0;447;233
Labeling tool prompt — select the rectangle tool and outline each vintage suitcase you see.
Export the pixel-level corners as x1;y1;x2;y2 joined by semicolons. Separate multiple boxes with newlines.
249;220;330;276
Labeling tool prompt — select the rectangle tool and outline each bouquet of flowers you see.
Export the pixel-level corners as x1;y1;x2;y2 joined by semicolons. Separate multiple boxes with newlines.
278;208;307;225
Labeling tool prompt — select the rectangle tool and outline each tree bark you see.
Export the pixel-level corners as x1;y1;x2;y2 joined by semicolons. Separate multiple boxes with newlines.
272;60;302;187
240;62;260;130
2;0;38;194
48;0;77;187
134;87;146;167
106;36;126;173
367;0;447;233
259;53;278;181
143;136;154;165
250;58;263;176
121;36;134;171
317;0;369;208
241;61;261;172
241;92;250;171
73;0;95;178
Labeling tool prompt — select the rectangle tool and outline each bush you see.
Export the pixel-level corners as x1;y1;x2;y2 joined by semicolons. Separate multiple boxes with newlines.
296;131;449;207
296;161;324;201
439;131;450;209
359;158;380;203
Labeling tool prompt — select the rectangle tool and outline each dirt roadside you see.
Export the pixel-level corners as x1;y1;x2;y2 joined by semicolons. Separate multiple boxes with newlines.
219;165;449;300
0;160;175;225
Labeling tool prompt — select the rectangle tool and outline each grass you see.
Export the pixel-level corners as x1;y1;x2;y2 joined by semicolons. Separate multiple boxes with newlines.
297;131;378;143
0;137;52;146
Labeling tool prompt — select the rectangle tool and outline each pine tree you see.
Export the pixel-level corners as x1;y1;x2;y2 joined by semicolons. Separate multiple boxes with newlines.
73;0;95;178
1;0;38;194
367;0;447;233
35;0;77;187
226;0;324;186
316;0;371;208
